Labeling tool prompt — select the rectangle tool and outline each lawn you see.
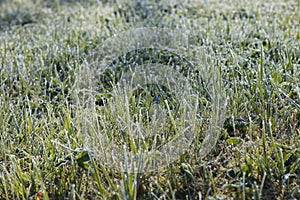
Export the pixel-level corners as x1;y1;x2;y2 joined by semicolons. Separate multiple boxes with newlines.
0;0;299;199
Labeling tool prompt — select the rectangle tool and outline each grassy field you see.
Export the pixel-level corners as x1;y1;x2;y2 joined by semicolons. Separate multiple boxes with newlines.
0;0;299;199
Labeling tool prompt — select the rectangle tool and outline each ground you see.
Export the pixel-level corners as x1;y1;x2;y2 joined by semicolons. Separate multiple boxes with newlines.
0;0;299;199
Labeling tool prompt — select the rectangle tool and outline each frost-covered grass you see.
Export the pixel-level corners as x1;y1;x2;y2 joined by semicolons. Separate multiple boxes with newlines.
0;0;299;199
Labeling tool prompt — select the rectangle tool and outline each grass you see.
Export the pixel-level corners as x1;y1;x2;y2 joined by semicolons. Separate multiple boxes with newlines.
0;0;299;199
